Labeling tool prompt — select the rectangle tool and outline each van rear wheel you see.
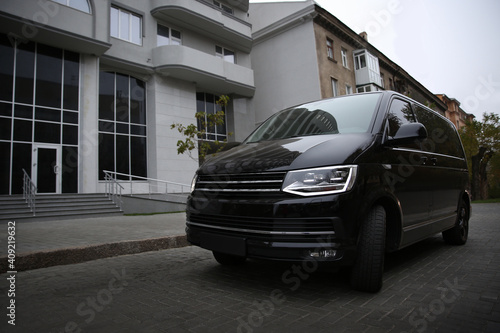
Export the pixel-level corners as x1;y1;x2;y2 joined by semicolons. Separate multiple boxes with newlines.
213;251;246;265
350;205;386;293
442;199;469;245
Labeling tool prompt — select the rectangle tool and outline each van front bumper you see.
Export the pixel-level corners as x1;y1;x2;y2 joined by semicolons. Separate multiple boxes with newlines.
185;193;360;263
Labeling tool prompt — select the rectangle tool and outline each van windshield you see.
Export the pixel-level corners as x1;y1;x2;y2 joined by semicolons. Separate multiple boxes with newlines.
245;93;382;143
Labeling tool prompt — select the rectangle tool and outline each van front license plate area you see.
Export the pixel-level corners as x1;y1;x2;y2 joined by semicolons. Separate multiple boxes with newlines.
200;233;247;257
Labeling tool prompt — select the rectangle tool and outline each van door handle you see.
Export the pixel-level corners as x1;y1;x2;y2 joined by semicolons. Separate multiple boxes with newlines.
430;157;438;165
420;156;428;165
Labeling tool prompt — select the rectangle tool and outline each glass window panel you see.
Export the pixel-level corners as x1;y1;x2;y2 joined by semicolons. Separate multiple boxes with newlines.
99;121;114;133
224;49;235;63
63;50;80;110
11;143;31;194
68;0;90;13
62;146;78;193
116;122;128;134
0;34;14;101
110;7;119;38
130;14;141;45
98;133;114;180
63;111;78;124
130;78;145;124
35;107;61;122
34;121;60;143
15;41;35;104
63;124;78;145
131;136;147;178
157;24;169;46
99;71;115;120
36;44;62;108
0;117;11;140
131;125;146;136
115;73;129;122
14;104;32;119
120;10;129;41
115;135;129;179
13;119;32;142
0;142;10;194
0;102;12;117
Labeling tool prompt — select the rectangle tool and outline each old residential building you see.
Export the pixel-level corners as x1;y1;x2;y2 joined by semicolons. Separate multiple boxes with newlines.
436;94;475;129
0;0;255;196
248;0;447;125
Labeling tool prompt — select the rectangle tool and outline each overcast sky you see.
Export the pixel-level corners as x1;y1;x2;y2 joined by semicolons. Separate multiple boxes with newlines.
250;0;500;120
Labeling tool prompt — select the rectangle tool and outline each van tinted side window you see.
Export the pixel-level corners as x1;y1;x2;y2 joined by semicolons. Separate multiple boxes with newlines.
386;98;419;149
413;105;463;158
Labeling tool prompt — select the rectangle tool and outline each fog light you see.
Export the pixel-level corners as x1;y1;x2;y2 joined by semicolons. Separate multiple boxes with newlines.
309;249;337;258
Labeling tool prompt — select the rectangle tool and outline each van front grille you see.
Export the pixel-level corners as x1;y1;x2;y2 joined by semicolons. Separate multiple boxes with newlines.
195;172;286;194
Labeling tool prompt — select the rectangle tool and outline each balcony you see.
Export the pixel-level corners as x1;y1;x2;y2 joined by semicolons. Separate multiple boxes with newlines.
354;50;382;87
153;44;255;97
0;0;110;55
151;0;252;52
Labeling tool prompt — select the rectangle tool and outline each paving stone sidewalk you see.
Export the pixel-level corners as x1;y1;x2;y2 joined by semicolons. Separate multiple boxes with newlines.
0;213;188;272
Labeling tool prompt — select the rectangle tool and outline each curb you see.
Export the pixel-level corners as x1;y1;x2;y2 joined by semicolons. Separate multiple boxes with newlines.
0;235;189;273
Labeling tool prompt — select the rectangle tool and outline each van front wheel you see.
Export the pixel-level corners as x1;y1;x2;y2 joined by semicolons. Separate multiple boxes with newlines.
350;205;386;293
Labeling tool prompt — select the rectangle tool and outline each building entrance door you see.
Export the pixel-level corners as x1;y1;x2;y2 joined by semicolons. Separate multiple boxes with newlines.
32;144;61;194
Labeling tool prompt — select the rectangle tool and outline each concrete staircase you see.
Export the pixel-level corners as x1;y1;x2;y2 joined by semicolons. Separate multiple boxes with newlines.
0;194;123;222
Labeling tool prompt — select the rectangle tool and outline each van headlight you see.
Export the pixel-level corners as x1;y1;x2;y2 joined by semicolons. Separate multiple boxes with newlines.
282;165;357;196
190;174;197;193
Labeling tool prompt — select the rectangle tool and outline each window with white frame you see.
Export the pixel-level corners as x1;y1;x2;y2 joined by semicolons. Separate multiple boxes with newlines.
52;0;90;12
345;85;353;95
157;24;181;46
326;38;334;60
216;46;235;63
213;1;233;14
354;51;366;70
331;78;338;97
341;48;348;68
110;7;142;45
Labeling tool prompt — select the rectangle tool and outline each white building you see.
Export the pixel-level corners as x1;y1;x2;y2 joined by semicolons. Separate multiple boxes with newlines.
0;0;255;195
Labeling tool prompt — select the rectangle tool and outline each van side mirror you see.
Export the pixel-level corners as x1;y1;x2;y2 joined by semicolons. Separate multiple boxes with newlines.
387;122;427;146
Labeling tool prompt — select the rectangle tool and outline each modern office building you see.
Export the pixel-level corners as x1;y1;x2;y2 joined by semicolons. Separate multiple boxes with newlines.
0;0;255;195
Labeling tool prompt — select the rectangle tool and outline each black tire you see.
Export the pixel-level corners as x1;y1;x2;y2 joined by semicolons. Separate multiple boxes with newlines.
442;199;469;245
213;251;246;265
350;205;386;293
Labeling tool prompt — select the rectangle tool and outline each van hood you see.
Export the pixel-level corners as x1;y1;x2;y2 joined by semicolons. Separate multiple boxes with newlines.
198;133;375;175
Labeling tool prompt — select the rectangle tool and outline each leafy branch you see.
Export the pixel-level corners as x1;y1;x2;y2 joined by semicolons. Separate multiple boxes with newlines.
170;95;232;162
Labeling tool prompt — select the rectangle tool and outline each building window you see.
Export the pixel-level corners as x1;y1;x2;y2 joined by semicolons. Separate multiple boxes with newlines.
213;1;233;14
345;85;353;95
196;93;227;142
0;34;80;194
354;51;366;70
98;71;147;181
331;78;338;97
326;38;334;60
341;48;348;68
216;46;235;63
52;0;90;13
157;24;181;46
110;7;142;45
380;73;385;88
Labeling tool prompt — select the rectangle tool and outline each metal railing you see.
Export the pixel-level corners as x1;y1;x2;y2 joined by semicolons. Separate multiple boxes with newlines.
102;170;190;202
103;171;124;211
22;168;37;216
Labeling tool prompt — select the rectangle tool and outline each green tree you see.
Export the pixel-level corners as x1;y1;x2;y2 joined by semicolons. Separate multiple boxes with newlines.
170;95;232;163
459;112;500;200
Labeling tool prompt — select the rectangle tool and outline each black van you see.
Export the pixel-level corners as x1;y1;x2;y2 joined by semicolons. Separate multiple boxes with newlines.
186;91;471;292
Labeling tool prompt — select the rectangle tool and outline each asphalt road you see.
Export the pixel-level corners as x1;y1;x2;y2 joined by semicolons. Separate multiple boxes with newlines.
1;203;499;333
